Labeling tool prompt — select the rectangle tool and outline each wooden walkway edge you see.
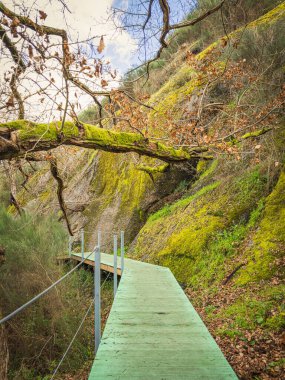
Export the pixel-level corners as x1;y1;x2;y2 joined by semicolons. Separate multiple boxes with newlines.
70;253;238;379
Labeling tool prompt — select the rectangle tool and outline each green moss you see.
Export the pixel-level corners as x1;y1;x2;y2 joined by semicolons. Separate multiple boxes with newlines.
133;164;269;284
249;2;285;27
1;120;79;141
147;67;203;131
6;204;16;215
247;198;265;228
196;160;208;174
199;159;218;181
196;41;219;61
1;120;193;163
241;127;272;140
39;190;51;202
87;150;98;166
218;285;285;332
197;3;285;61
267;358;285;369
150;66;195;101
84;152;155;244
148;181;220;223
237;168;285;284
84;123;144;146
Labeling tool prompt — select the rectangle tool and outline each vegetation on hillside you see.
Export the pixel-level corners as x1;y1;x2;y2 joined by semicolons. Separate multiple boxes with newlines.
0;202;112;379
0;0;284;379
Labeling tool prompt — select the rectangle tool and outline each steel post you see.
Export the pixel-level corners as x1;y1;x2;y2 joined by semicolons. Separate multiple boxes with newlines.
94;246;101;353
81;228;84;261
120;231;124;274
114;235;118;296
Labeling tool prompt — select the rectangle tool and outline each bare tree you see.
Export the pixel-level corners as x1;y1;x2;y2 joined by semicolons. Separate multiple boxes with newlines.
0;0;283;214
1;1;284;376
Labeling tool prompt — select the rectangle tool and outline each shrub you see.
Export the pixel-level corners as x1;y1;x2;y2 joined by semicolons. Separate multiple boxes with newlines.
0;208;94;378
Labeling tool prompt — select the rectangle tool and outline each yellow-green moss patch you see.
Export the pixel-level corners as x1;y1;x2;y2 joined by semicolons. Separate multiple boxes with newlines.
237;168;285;284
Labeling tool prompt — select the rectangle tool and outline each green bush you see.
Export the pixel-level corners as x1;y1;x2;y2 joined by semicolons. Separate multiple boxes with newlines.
0;208;95;378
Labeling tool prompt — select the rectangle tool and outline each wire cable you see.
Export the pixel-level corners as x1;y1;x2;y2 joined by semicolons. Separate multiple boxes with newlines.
0;249;96;325
50;298;94;380
51;272;112;379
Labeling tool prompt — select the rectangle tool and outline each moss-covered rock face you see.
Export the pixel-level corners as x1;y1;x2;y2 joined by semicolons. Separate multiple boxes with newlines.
237;168;285;284
131;162;270;285
14;147;194;250
83;151;196;249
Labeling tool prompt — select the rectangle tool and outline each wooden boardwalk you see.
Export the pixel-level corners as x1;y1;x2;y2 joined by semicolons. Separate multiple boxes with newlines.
71;252;238;379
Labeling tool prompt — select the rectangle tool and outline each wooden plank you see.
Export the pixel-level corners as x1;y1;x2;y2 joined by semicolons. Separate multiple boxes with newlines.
70;253;122;276
70;251;237;379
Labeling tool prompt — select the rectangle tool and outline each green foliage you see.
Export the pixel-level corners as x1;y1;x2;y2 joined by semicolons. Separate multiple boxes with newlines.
174;179;189;193
247;198;265;228
148;181;220;223
198;159;218;180
0;174;10;207
219;285;285;331
237;168;285;284
0;209;95;378
133;163;270;285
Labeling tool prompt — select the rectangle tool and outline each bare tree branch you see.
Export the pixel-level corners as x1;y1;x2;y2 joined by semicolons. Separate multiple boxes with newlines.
49;157;73;235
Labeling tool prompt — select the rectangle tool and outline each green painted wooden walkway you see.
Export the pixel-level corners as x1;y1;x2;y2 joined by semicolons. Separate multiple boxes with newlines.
71;252;238;379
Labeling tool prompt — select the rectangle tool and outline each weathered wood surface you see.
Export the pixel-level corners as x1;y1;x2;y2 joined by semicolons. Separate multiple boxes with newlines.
71;252;122;275
71;252;237;379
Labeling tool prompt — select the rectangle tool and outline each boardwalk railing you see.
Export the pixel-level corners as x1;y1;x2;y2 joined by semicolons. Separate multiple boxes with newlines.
1;227;238;379
67;228;126;353
0;228;126;377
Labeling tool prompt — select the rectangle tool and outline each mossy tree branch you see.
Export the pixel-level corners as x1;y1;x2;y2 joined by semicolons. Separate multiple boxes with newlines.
0;120;211;163
136;163;170;174
241;127;272;140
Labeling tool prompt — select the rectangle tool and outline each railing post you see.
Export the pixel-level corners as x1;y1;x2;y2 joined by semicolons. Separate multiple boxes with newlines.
94;245;101;354
68;236;72;258
98;229;101;251
120;231;124;274
113;235;117;296
81;228;84;261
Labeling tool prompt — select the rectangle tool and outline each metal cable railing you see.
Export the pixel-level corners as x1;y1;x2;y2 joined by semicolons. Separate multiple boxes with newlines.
51;298;94;380
1;229;125;378
0;249;95;325
51;271;112;379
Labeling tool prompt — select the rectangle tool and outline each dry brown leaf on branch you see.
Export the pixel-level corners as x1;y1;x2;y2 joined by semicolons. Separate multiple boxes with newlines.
221;38;228;48
97;36;105;54
28;45;33;59
6;95;15;108
101;79;108;88
39;10;47;20
2;18;8;26
10;17;20;27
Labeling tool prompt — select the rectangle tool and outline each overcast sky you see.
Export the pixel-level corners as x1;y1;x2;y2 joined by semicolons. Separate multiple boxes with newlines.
6;0;138;73
5;0;194;73
1;0;193;119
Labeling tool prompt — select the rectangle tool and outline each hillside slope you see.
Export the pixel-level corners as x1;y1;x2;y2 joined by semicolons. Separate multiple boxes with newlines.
2;3;285;379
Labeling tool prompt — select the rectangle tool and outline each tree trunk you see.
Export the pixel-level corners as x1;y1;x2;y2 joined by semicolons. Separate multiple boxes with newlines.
0;120;211;163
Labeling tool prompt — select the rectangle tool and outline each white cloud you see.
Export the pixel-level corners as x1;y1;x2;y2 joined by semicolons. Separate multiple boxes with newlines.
1;0;138;120
5;0;137;72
